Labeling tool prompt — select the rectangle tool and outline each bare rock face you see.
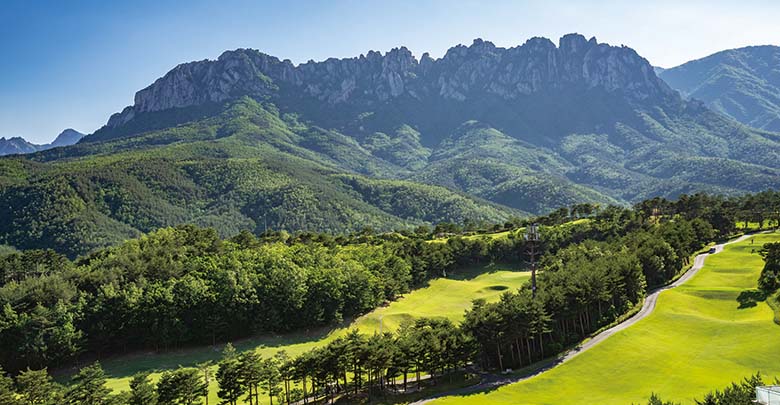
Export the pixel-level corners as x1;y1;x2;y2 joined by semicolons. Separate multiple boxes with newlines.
106;34;675;128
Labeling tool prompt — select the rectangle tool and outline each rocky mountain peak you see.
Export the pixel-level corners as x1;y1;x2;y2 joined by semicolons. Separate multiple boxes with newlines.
558;33;596;53
106;34;676;128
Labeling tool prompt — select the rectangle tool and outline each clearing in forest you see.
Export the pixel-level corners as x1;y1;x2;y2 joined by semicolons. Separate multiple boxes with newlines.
100;263;530;404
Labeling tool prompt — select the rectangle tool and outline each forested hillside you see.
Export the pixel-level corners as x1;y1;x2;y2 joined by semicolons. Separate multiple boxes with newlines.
0;98;514;257
660;45;780;131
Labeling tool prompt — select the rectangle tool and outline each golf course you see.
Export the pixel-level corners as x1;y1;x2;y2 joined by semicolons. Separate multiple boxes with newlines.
431;232;780;405
98;264;531;403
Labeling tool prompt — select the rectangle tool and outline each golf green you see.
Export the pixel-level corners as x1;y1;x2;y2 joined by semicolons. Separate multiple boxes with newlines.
433;232;780;405
100;264;530;403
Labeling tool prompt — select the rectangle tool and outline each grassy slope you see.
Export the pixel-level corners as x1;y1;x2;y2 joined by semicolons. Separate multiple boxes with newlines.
99;264;530;403
434;232;780;405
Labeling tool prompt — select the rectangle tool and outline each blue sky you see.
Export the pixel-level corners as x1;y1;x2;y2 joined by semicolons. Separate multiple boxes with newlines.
2;0;779;143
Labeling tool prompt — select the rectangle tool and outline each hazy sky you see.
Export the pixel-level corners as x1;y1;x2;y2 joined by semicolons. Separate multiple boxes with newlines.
2;0;779;143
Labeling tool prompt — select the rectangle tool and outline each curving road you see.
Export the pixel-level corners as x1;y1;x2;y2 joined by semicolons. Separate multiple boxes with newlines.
410;233;758;404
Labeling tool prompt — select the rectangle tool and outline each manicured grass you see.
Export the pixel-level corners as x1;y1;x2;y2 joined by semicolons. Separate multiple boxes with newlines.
433;232;780;405
99;263;530;403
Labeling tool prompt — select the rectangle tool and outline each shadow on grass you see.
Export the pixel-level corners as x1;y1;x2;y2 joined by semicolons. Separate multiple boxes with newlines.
445;261;526;281
61;319;349;382
737;289;768;309
333;372;480;404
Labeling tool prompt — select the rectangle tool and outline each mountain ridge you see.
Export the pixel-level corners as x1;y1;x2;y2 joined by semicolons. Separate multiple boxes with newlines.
660;45;780;131
0;129;84;156
97;33;673;136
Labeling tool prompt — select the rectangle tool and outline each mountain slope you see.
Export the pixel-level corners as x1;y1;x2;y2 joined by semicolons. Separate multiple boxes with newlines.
660;45;780;131
0;99;515;256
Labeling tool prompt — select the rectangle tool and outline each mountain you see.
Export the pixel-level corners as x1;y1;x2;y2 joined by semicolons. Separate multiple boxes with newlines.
0;137;40;155
0;99;515;256
0;129;84;156
2;34;780;256
659;45;780;131
89;34;779;200
49;128;85;147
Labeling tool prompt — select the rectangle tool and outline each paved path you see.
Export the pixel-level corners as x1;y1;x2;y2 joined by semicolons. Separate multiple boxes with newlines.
410;233;758;404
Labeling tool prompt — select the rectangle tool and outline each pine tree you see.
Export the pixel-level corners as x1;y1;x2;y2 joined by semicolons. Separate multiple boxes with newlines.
238;352;262;405
0;366;21;405
157;367;207;405
216;359;243;405
129;372;157;405
196;362;213;405
16;368;61;405
64;362;112;405
261;357;282;405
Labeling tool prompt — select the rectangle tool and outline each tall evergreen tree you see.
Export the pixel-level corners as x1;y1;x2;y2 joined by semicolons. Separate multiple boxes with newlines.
196;362;213;405
157;368;207;405
64;362;112;405
238;352;262;405
128;372;157;405
0;366;21;405
16;368;61;405
216;359;243;405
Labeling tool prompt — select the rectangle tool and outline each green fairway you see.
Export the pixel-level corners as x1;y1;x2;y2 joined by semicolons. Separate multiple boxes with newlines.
433;232;780;405
100;263;530;403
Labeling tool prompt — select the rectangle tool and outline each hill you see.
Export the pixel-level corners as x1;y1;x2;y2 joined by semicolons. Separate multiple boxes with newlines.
0;99;514;256
660;45;780;131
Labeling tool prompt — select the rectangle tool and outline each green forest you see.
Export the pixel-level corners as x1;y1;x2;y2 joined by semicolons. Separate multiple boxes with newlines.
1;191;779;404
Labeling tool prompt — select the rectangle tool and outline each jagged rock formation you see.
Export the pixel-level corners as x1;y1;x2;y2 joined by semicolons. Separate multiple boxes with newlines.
107;34;674;127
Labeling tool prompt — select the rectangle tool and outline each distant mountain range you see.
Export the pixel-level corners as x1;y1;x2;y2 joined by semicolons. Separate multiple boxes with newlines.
2;34;779;256
659;45;780;131
0;129;84;156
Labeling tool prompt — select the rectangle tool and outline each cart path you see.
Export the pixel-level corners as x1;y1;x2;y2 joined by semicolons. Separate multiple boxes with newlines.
410;233;758;404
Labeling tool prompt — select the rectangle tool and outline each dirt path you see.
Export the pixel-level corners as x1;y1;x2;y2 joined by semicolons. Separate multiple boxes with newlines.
410;233;757;404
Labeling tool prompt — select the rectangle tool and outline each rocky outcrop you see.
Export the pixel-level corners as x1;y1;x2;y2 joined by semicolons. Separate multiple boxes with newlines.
106;34;676;128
